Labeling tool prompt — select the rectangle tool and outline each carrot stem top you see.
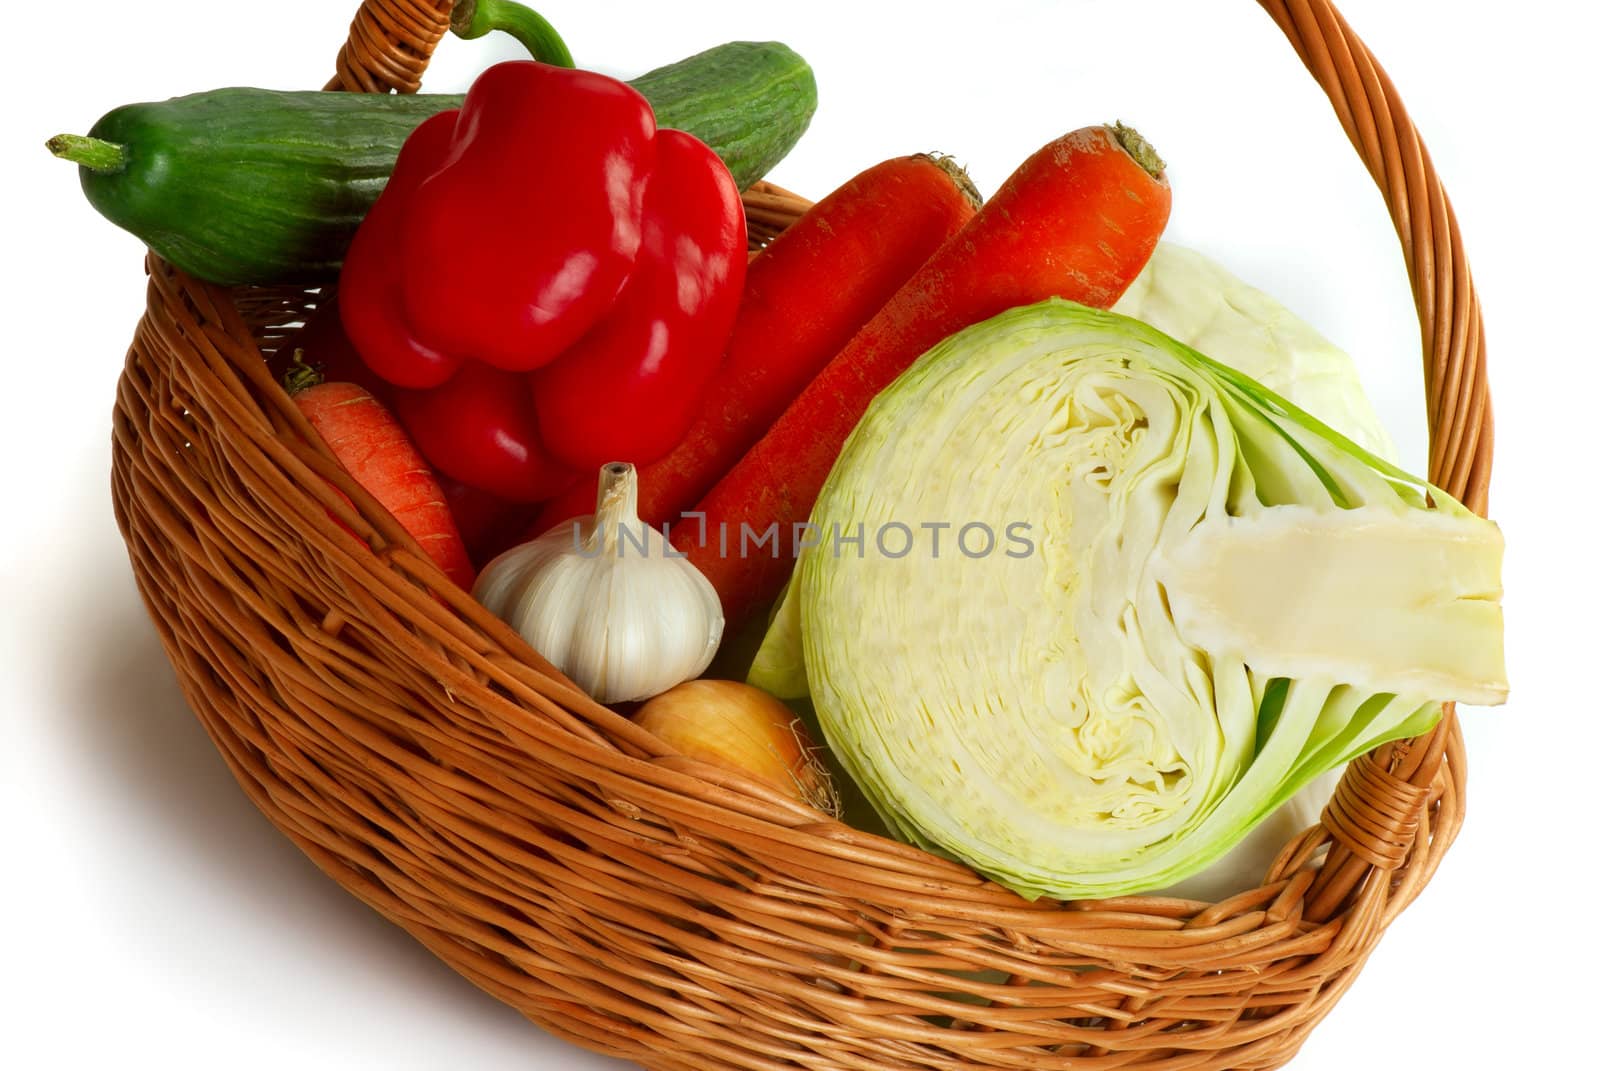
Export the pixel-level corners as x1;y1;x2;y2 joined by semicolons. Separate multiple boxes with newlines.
1112;122;1166;180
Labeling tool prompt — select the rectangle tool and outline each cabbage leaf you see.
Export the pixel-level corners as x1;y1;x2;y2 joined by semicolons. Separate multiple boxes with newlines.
1112;242;1396;460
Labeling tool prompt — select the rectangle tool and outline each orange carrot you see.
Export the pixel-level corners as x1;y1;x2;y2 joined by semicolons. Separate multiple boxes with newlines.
680;123;1172;624
531;153;982;533
291;377;475;589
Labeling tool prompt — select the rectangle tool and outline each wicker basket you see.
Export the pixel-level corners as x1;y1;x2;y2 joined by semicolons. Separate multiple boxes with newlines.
110;1;1493;1067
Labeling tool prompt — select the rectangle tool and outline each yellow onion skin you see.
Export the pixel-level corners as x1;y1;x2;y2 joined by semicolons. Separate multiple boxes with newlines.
636;680;838;815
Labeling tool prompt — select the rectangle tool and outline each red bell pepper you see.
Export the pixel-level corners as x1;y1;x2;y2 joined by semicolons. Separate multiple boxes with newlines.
338;110;463;391
391;361;575;502
340;60;746;499
532;129;747;469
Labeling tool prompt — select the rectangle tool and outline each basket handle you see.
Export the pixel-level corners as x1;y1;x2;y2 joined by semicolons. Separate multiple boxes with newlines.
326;0;454;94
327;0;1491;909
1255;0;1492;512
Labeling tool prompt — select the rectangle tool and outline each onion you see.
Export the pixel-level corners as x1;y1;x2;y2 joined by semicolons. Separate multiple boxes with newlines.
635;680;839;815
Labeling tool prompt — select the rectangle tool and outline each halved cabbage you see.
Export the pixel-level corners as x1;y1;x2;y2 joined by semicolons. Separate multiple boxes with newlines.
766;299;1503;900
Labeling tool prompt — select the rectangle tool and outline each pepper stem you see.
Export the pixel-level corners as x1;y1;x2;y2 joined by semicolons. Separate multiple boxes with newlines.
1111;121;1166;181
46;133;129;174
450;0;574;68
587;462;642;555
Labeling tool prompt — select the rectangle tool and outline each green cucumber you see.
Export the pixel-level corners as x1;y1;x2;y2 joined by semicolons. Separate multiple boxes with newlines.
56;91;455;285
632;41;818;200
48;41;817;285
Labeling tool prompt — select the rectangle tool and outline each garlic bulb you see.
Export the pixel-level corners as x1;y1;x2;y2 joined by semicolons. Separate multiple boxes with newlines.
474;462;724;703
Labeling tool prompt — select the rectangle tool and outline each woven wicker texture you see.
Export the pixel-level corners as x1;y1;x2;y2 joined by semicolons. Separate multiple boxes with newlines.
109;1;1491;1068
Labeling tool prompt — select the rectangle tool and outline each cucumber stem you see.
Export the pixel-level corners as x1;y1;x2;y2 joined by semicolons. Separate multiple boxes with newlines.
1111;121;1166;181
46;133;129;174
450;0;574;68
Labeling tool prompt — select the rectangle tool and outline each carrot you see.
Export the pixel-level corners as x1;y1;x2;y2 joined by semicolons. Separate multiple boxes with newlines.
290;372;476;589
680;123;1172;624
531;153;982;534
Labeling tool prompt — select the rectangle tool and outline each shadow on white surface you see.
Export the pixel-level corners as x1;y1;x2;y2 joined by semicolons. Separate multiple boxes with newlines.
58;557;627;1066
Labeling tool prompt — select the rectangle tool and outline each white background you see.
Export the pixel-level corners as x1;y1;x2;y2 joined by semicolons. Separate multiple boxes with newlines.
3;1;1593;1067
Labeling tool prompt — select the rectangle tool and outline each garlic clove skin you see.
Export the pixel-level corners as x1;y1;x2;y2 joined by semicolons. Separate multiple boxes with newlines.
473;463;725;704
473;538;562;623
